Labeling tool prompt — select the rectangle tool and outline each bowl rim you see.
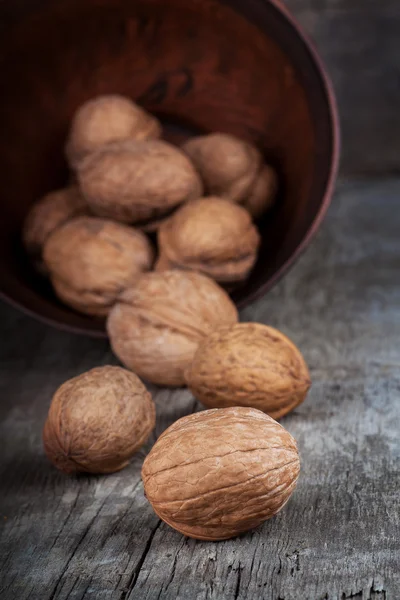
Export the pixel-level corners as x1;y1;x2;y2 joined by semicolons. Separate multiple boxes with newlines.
0;0;340;337
236;0;341;309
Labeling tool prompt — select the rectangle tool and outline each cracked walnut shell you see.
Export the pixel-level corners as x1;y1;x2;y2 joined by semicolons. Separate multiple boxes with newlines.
156;197;260;284
43;366;155;474
185;323;311;419
66;95;161;168
107;270;238;387
142;406;300;540
78;139;203;228
22;186;89;275
43;216;154;316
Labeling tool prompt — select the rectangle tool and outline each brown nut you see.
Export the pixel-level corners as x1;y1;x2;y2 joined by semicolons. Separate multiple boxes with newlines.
66;95;161;168
22;186;89;275
185;323;311;419
156;196;260;284
43;216;154;316
182;133;262;204
78;139;203;228
107;270;238;387
142;406;300;540
43;366;155;475
242;164;279;219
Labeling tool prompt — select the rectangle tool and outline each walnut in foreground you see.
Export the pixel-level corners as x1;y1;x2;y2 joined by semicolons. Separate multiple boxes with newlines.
66;95;161;168
78;139;203;229
185;323;311;419
22;186;89;274
142;407;300;540
182;133;278;218
107;270;238;387
43;366;155;474
156;196;260;285
43;216;154;316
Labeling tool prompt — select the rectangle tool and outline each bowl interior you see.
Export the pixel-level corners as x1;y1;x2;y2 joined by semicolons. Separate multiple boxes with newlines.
0;0;337;336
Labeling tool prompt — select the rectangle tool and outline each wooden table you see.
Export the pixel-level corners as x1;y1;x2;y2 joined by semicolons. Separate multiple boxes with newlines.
1;179;399;600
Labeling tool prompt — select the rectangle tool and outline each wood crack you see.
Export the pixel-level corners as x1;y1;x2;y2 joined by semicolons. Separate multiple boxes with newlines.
340;582;387;599
120;519;162;599
47;495;109;600
234;563;242;600
49;487;82;551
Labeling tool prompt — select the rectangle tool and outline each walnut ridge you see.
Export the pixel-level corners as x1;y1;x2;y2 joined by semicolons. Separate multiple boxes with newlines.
107;270;238;387
78;139;203;228
156;196;261;284
185;323;311;419
43;216;154;316
66;95;161;168
43;366;155;474
22;186;89;274
142;407;300;540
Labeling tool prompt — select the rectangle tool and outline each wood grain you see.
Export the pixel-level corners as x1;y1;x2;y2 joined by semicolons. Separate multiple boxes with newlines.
1;179;400;599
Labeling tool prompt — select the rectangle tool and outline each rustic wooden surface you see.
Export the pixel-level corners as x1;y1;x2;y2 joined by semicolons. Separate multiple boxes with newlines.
1;178;400;599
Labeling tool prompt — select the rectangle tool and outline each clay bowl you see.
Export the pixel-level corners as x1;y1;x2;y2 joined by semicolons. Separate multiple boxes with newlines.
0;0;339;337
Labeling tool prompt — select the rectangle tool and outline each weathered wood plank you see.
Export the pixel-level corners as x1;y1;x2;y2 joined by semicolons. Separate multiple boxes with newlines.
1;179;400;599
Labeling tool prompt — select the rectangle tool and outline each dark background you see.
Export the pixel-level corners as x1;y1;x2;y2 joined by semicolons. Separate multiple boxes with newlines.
287;0;400;175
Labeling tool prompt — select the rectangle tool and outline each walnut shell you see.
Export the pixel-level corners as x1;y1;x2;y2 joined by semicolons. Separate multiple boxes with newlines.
142;406;300;540
22;186;89;275
43;216;154;316
182;133;262;204
243;164;278;219
66;95;161;168
43;366;155;474
185;323;311;419
156;196;260;284
78;139;203;228
107;270;238;387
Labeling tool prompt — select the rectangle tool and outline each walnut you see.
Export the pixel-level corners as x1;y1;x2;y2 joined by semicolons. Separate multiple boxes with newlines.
107;270;238;387
43;216;154;316
43;366;155;474
78;140;203;229
22;186;89;275
142;406;300;540
182;133;278;218
182;133;261;203
66;95;161;168
243;164;279;219
156;196;260;284
185;323;311;419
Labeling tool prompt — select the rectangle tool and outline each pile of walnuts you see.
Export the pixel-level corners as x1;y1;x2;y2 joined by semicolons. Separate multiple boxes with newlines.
23;94;278;317
29;95;311;541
